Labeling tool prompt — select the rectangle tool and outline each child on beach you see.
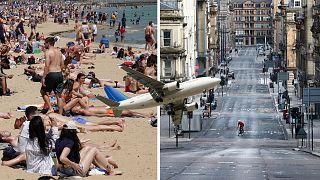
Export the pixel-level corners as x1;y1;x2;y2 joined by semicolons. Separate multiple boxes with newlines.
114;29;120;42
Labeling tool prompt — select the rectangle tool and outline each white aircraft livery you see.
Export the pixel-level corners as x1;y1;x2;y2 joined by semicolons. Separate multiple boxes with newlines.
96;66;221;126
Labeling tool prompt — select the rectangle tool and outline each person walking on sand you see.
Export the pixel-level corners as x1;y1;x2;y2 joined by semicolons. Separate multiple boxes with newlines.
145;21;155;51
120;25;126;43
40;37;64;114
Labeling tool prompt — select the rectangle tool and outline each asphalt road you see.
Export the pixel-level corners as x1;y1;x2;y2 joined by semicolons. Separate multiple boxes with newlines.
160;47;320;180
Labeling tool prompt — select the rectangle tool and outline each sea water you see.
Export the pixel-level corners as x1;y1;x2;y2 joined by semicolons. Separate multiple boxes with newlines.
62;4;157;48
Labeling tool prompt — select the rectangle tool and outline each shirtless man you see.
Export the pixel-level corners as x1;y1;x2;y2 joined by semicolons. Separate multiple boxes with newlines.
40;37;64;113
145;21;155;51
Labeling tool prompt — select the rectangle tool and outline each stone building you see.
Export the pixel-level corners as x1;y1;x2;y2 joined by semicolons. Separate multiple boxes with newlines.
233;0;272;46
295;0;314;97
160;1;186;82
311;0;320;87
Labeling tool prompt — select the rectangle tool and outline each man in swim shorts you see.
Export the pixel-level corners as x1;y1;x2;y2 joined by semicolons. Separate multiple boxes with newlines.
40;37;64;113
145;21;155;51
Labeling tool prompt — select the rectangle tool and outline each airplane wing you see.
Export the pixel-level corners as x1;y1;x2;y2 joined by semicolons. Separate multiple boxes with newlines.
121;66;164;91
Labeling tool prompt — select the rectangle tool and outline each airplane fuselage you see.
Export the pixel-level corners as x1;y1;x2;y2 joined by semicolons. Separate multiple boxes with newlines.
114;77;221;110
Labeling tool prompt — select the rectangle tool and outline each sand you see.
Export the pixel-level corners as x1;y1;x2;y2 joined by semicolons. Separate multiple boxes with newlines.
0;19;157;180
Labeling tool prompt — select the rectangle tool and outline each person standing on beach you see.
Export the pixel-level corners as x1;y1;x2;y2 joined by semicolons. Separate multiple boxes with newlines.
145;21;155;51
111;12;116;27
121;12;126;28
120;25;126;43
91;22;97;42
81;21;90;40
40;37;64;114
0;18;6;44
28;15;37;33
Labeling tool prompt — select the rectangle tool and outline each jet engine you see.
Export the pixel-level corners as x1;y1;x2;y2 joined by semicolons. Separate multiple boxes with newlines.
184;102;198;112
163;81;180;91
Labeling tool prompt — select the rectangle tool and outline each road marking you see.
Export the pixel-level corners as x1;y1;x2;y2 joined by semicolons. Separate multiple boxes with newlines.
218;161;234;164
181;173;202;175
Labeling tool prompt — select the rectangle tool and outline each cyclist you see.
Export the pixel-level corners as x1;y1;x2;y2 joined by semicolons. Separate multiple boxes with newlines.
237;120;244;135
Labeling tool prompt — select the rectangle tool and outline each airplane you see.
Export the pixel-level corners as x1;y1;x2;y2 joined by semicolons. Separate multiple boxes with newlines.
96;66;221;133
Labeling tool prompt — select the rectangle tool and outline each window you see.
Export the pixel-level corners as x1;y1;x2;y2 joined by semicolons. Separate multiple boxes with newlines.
294;0;301;7
163;30;171;47
164;60;171;77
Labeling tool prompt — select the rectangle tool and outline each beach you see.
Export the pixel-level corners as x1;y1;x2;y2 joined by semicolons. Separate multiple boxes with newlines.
0;18;157;180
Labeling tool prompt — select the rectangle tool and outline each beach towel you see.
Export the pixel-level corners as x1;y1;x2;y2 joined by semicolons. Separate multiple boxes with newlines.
17;104;43;111
72;116;89;125
104;85;128;102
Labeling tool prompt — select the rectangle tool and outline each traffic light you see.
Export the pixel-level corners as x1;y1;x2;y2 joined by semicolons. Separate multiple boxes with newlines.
291;107;299;119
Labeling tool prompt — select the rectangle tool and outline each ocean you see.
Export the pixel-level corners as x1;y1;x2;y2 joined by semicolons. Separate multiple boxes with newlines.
62;4;157;48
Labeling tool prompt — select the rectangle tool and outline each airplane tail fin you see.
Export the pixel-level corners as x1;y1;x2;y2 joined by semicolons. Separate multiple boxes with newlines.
104;85;128;102
96;95;120;107
96;85;127;118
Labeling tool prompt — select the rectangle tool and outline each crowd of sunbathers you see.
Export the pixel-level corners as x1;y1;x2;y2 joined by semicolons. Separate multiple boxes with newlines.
0;1;157;178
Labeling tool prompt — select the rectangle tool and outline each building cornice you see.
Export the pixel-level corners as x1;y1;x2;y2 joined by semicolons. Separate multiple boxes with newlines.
160;47;186;55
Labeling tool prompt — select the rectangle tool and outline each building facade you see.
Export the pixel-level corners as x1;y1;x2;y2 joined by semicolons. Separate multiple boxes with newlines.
295;0;314;97
233;0;272;46
312;0;320;86
160;1;186;82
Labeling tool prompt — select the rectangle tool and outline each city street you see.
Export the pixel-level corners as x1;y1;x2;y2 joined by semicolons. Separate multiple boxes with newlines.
160;47;320;180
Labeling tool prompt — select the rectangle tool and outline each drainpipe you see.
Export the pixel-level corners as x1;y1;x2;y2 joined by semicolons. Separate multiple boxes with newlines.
196;0;199;75
204;1;207;75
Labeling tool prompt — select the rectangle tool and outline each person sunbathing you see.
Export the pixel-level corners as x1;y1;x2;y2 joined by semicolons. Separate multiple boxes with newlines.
55;122;122;177
71;106;153;118
0;60;13;96
57;79;89;115
47;113;124;132
0;112;13;119
84;72;124;89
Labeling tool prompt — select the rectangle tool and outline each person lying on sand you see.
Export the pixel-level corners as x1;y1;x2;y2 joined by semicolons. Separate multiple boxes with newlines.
0;112;13;119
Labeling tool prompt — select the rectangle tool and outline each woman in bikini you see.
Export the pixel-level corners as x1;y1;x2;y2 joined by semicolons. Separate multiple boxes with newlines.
57;79;89;115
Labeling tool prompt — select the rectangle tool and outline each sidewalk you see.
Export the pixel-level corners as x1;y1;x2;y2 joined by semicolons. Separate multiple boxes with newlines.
269;78;320;157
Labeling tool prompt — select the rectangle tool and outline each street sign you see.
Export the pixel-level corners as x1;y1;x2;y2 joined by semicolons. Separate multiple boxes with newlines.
264;61;273;68
278;72;289;81
303;88;320;104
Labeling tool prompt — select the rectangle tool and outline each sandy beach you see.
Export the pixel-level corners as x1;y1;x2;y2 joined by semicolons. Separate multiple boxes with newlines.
0;18;157;180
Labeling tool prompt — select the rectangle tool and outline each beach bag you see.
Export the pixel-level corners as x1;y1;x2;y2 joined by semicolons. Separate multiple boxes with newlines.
27;57;35;65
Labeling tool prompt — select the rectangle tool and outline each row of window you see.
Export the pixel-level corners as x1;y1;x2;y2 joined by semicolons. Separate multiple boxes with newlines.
234;10;271;16
235;31;272;36
235;23;271;29
234;16;271;22
233;2;271;8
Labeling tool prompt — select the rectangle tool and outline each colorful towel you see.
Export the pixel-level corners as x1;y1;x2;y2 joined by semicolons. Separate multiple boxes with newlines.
72;116;89;124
